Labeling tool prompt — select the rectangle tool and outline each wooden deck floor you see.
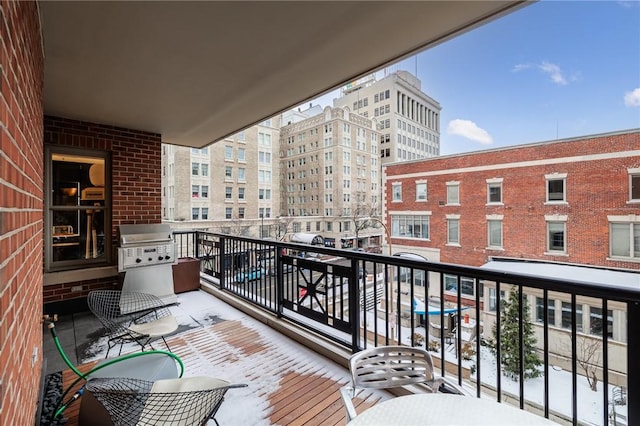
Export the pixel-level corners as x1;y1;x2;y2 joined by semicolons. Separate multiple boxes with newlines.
56;317;387;425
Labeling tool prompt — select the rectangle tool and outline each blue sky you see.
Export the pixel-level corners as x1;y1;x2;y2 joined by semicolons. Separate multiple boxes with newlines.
315;0;640;155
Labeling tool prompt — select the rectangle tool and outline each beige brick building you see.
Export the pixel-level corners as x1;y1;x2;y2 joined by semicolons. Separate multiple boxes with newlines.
279;106;383;248
162;117;282;237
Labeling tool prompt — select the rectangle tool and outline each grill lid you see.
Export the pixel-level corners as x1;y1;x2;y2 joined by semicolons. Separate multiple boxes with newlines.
119;224;173;246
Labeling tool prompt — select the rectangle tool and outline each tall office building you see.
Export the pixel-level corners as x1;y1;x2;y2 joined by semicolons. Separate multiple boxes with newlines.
334;70;441;164
279;106;382;248
162;117;281;236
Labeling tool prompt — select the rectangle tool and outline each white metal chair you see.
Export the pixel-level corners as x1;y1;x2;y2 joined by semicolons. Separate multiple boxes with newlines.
340;345;463;422
85;376;246;426
88;290;179;357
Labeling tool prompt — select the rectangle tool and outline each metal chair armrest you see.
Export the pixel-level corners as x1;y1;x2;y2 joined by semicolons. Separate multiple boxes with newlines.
339;386;358;422
439;376;471;396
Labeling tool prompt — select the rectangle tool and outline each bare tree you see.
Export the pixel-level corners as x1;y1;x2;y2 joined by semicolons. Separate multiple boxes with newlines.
344;200;380;248
219;215;251;237
273;215;295;241
559;335;601;391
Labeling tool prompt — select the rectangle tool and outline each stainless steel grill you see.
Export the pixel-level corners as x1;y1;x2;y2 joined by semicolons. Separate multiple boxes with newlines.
118;224;178;306
118;224;176;271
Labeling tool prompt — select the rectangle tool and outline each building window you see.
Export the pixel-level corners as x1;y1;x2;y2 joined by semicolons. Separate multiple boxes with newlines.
192;208;199;220
201;186;208;198
238;148;246;161
629;168;640;202
224;146;233;160
416;182;427;201
610;220;640;259
238;187;245;200
488;288;505;312
225;166;232;180
487;179;503;204
392;183;402;202
201;208;208;220
444;275;477;298
225;187;232;200
589;307;613;338
561;301;583;332
225;207;232;219
535;297;556;326
446;182;460;205
191;162;199;175
45;146;110;271
390;215;430;239
192;185;199;198
201;164;208;177
238;168;246;182
487;218;503;248
447;216;460;245
546;173;567;203
546;219;566;253
238;207;245;219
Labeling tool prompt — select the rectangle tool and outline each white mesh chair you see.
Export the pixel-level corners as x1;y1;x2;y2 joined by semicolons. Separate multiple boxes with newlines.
340;345;463;422
85;376;246;426
88;290;179;357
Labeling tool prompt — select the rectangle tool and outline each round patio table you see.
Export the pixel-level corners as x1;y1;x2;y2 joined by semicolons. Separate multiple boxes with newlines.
347;394;559;425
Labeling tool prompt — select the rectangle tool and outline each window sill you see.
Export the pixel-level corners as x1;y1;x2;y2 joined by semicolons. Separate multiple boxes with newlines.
607;256;640;264
544;251;568;257
486;246;504;251
544;201;568;206
44;265;118;286
446;243;461;247
626;200;640;205
486;202;504;207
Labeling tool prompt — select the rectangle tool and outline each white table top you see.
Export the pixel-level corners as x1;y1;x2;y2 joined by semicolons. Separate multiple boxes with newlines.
347;394;559;426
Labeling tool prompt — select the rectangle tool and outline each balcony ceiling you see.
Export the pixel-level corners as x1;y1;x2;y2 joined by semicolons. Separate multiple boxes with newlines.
40;1;528;148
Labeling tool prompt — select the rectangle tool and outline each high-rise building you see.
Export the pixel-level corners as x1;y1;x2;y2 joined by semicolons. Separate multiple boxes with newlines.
279;106;382;248
162;117;281;236
162;70;440;243
333;70;441;164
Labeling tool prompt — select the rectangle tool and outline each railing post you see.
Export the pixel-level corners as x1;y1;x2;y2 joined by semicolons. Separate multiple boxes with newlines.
219;235;226;290
627;301;640;426
194;231;200;259
276;245;283;318
349;257;360;352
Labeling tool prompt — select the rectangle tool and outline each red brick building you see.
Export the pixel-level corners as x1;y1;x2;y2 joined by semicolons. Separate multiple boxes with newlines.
383;129;640;270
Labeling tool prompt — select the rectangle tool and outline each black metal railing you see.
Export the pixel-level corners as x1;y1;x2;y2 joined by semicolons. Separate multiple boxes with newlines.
174;230;639;425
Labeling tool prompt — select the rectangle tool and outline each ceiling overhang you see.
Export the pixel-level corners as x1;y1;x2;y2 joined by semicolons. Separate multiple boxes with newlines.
40;1;530;148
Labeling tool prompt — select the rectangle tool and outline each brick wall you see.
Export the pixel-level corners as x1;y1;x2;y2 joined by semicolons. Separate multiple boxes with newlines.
43;117;162;303
384;130;640;269
0;1;45;424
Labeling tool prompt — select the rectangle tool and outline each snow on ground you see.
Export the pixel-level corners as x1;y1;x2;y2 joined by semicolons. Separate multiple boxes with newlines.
362;311;627;426
80;290;370;426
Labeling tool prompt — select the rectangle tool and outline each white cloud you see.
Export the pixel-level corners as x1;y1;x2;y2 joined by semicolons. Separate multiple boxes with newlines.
512;63;531;73
447;119;493;145
624;88;640;107
513;61;576;86
538;61;568;85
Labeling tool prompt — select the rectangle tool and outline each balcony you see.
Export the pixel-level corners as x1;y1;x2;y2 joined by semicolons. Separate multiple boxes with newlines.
43;229;638;425
166;230;638;425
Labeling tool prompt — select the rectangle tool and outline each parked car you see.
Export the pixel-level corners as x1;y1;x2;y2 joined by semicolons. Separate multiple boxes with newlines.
268;263;294;276
235;267;264;282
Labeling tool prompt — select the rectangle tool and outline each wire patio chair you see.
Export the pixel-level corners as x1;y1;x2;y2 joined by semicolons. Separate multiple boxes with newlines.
88;290;179;357
85;376;246;426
